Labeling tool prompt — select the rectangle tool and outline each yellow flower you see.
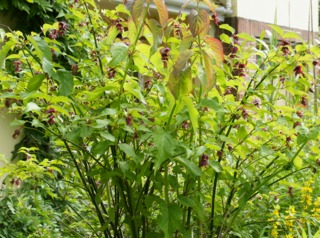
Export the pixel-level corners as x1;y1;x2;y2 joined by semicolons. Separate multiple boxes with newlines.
285;234;293;238
314;197;320;206
287;205;296;215
302;194;313;206
302;186;313;193
271;228;278;238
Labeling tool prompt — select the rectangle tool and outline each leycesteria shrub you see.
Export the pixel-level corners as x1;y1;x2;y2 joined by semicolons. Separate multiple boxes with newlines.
1;0;320;237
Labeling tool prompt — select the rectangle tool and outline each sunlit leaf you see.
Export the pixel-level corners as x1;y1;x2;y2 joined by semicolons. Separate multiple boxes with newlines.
108;42;129;67
202;51;214;90
293;156;303;170
146;18;162;57
205;37;224;65
237;32;256;42
167;50;193;99
132;0;145;26
209;161;223;173
153;0;168;27
27;74;46;92
201;0;216;12
0;40;15;68
268;24;284;38
219;24;235;34
25;102;41;112
28;36;53;75
182;96;199;131
189;9;210;37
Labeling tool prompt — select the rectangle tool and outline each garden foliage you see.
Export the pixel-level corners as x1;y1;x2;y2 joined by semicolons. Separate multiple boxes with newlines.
0;0;320;237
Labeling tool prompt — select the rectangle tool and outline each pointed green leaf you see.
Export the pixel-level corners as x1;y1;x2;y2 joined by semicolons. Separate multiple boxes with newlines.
27;74;46;92
119;143;137;160
146;18;162;57
168;50;193;99
153;127;176;168
132;0;145;26
293;156;303;170
92;141;109;156
175;157;202;176
158;203;182;238
153;0;168;27
52;69;74;96
189;9;210;37
219;24;235;34
27;36;53;75
209;160;223;173
108;42;129;67
237;32;257;42
182;96;199;131
268;24;284;38
25;102;41;112
0;39;15;69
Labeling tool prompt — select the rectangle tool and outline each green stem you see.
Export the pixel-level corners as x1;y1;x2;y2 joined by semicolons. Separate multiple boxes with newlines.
83;2;104;76
164;163;170;203
166;102;177;131
63;139;110;238
117;3;149;110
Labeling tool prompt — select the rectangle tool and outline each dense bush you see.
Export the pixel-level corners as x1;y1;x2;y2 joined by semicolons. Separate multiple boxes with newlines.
1;0;320;237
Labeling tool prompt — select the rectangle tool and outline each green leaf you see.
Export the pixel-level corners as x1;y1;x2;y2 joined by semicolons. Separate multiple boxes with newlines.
119;143;137;160
52;69;74;96
236;126;247;141
0;39;15;68
27;74;46;92
260;145;274;156
174;157;202;176
146;18;162;57
220;33;231;44
100;132;116;142
313;229;320;238
283;32;302;40
293;157;302;170
167;50;193;99
237;32;256;42
108;42;129;67
153;127;176;169
188;9;210;37
219;24;235;34
92;141;109;156
158;202;182;238
131;0;145;26
27;36;53;75
25;102;41;112
268;24;284;38
182;96;199;131
201;97;221;111
208;160;223;173
153;0;168;27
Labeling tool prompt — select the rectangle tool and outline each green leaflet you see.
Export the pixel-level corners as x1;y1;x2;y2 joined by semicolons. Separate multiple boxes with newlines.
167;50;193;100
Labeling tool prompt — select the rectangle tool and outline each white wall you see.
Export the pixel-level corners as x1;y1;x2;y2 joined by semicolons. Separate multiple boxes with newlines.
0;110;20;161
232;0;318;32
